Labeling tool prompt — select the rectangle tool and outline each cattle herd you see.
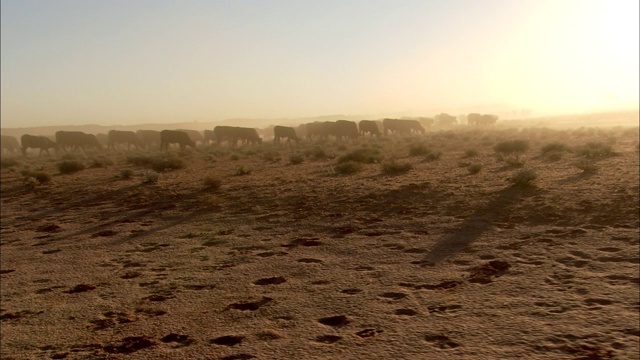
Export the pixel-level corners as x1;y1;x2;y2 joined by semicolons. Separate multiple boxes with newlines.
1;114;498;156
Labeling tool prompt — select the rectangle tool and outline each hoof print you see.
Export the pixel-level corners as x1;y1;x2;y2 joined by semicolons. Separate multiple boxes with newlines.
297;258;323;263
220;354;256;360
228;297;273;311
211;335;244;346
394;308;417;316
161;333;193;347
315;335;342;344
356;328;383;338
468;260;511;283
340;288;363;295
282;238;322;248
318;315;350;328
379;292;407;300
65;284;97;294
0;269;15;275
253;276;286;286
37;224;60;232
415;281;462;290
103;336;156;354
91;230;117;238
424;334;460;349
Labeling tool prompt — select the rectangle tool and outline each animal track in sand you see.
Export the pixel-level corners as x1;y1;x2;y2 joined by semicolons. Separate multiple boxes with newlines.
220;354;256;360
0;310;44;321
379;292;407;300
253;276;286;286
403;247;427;254
340;288;363;295
315;335;342;344
210;335;244;346
297;258;323;263
584;298;614;306
424;334;460;349
596;247;622;253
354;265;375;271
318;315;350;328
64;284;97;294
404;281;462;290
135;307;167;317
255;330;282;341
281;238;323;248
356;329;383;338
468;260;511;284
427;304;462;314
0;269;15;275
227;297;273;311
394;308;418;316
36;224;60;232
120;271;142;279
90;230;117;238
183;284;216;291
42;249;61;254
89;311;136;331
256;251;288;257
103;336;156;354
556;256;589;268
161;333;194;347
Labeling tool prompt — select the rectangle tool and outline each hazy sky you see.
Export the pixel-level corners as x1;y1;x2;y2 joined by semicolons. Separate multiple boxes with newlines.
2;0;638;128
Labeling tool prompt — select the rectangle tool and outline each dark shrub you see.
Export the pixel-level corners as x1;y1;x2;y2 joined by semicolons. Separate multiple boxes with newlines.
508;168;537;187
289;154;304;165
575;142;614;159
467;163;482;174
409;143;431;156
203;176;222;190
381;160;413;175
58;160;85;174
337;148;382;164
494;140;529;155
335;161;362;175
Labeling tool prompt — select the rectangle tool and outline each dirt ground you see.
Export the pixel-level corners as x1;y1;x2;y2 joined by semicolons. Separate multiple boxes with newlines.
1;125;638;359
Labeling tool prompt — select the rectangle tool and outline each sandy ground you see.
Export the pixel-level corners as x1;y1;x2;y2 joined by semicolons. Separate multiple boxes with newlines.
1;126;638;359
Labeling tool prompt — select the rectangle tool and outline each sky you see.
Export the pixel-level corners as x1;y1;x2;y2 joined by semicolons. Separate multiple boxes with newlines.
1;0;638;128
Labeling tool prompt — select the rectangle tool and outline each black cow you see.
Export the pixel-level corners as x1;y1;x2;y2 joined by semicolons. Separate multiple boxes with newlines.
203;130;216;145
305;122;329;140
213;126;262;147
468;113;498;126
273;126;300;146
176;129;204;146
21;134;58;157
136;130;161;149
1;135;21;154
334;120;359;140
358;120;382;137
55;131;103;152
160;130;196;151
108;130;145;151
382;119;425;136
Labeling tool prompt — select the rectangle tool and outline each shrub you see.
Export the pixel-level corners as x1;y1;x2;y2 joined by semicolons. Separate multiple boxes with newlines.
575;142;614;159
409;143;431;156
467;163;482;174
262;151;281;163
304;147;331;160
142;171;159;184
289;154;304;165
424;151;442;162
334;161;362;175
29;171;51;184
89;157;113;168
150;157;184;172
381;160;413;175
494;140;529;155
574;159;597;173
508;168;537;187
504;156;525;167
57;160;85;174
24;177;40;190
120;169;134;179
463;149;478;158
541;142;570;155
337;148;382;164
1;158;19;168
235;166;252;176
230;153;240;161
203;175;222;190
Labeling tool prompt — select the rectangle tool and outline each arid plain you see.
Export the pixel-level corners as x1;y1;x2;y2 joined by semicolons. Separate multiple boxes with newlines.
1;120;638;359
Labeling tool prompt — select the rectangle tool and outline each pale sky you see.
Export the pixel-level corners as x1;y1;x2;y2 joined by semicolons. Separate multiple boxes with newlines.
1;0;638;128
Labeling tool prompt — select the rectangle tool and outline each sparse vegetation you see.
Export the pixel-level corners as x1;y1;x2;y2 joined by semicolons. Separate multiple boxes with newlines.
381;160;413;175
28;171;51;184
467;163;482;174
575;142;614;159
504;156;526;167
89;157;113;168
142;171;159;184
230;153;240;161
424;151;442;162
337;148;382;164
235;166;252;176
463;149;478;158
289;154;304;165
494;140;529;155
304;147;331;160
334;160;362;175
508;168;537;187
541;142;570;161
409;143;431;156
574;159;598;173
203;175;222;190
57;160;85;174
1;158;19;168
126;154;184;172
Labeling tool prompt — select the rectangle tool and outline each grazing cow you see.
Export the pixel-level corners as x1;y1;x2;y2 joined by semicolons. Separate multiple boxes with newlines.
108;130;144;151
435;113;457;127
358;120;382;137
21;134;58;157
95;133;110;147
273;125;300;146
203;130;216;145
382;119;425;136
468;113;498;126
334;120;359;140
136;130;161;149
1;135;21;154
213;126;262;147
305;122;329;140
55;131;103;152
160;130;196;151
176;129;204;146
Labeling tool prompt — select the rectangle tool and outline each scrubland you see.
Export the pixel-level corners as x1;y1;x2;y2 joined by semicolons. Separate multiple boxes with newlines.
1;125;638;359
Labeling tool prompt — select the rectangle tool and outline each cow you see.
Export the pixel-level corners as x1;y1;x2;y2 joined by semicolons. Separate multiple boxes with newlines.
176;129;204;146
435;113;457;127
160;130;196;151
96;133;110;147
55;131;103;152
333;120;359;140
468;113;498;126
21;134;58;157
382;119;425;136
305;122;329;140
203;129;216;145
213;126;262;147
1;135;21;154
136;130;161;149
358;120;382;137
273;125;300;146
108;130;145;151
